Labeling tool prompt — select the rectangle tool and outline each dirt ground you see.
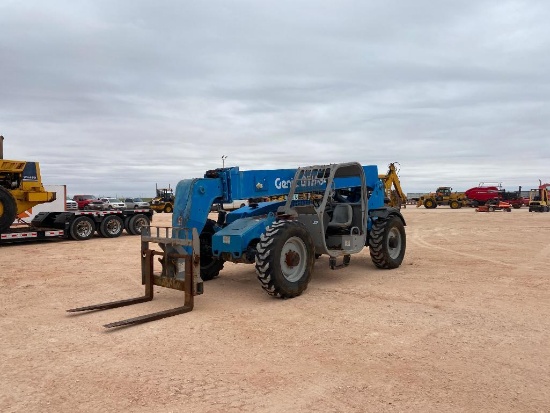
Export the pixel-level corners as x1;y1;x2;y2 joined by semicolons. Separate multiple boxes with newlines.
1;207;549;412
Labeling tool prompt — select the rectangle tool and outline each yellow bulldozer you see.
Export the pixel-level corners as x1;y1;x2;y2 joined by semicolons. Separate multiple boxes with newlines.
379;162;407;209
0;136;56;232
150;184;175;213
416;186;468;209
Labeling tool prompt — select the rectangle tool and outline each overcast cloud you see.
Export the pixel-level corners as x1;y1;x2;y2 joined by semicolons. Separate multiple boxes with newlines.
1;0;549;196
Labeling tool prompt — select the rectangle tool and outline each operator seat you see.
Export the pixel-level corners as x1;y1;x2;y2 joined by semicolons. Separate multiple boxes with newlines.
327;203;353;228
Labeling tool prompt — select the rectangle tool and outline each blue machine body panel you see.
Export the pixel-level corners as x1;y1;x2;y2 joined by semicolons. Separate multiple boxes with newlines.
212;201;285;257
173;167;297;234
172;164;386;260
212;213;277;259
173;178;224;236
225;201;285;225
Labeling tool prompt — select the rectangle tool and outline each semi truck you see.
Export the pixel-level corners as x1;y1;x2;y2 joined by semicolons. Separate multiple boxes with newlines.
0;136;153;243
2;209;153;243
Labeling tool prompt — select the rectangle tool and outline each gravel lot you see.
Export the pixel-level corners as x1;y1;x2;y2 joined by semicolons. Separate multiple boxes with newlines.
1;207;549;412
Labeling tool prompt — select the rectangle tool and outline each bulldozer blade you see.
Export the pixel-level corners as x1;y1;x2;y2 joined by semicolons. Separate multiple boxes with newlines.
103;304;193;328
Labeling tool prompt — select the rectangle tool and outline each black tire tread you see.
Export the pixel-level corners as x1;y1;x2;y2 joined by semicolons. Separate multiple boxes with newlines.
99;215;123;238
199;219;224;280
255;220;314;298
128;214;149;236
368;216;406;269
69;216;95;241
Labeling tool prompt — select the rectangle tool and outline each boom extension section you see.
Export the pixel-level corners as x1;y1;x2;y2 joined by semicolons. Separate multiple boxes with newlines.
67;226;202;328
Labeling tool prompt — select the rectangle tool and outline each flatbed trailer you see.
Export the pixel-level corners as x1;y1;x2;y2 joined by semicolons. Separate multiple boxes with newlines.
1;209;153;244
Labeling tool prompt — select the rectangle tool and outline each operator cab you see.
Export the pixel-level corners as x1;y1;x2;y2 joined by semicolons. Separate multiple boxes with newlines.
277;162;368;260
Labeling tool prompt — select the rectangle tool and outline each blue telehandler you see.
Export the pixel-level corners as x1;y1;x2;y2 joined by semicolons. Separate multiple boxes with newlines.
69;162;406;327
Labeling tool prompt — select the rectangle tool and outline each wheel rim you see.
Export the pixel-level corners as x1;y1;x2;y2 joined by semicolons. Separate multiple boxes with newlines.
106;219;122;235
134;217;148;233
280;236;307;282
77;220;93;237
387;227;402;260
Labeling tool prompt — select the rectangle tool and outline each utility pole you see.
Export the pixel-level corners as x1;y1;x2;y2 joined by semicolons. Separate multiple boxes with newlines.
222;155;228;168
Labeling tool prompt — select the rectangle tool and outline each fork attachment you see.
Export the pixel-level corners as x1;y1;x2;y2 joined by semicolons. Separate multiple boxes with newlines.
67;227;202;328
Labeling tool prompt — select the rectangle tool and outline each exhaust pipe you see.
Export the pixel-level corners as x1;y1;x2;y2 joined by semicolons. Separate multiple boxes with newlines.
0;135;4;159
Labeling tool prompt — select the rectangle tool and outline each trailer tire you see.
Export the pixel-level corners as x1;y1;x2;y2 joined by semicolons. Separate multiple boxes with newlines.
255;220;315;298
99;215;124;238
0;187;17;233
369;216;406;269
123;216;133;234
488;206;495;212
199;219;225;281
69;216;95;241
128;214;149;235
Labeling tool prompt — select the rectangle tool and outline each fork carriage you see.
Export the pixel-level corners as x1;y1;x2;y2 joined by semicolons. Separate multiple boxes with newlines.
67;226;202;328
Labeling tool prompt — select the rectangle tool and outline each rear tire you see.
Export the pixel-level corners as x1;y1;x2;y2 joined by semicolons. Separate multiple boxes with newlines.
123;216;133;234
369;216;406;269
99;215;124;238
164;204;173;213
450;200;459;209
128;214;150;235
0;187;17;233
255;220;315;298
69;216;95;241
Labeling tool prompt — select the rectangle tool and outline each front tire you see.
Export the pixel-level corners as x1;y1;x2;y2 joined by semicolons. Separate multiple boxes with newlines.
369;216;406;269
255;220;315;298
424;199;436;209
199;219;225;281
164;204;173;213
450;200;459;209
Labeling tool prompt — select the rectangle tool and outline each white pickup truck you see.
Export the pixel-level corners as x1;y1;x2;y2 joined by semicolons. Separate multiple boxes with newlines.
222;199;248;211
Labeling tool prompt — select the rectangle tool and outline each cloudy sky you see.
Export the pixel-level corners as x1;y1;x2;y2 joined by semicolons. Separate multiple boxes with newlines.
1;0;548;197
